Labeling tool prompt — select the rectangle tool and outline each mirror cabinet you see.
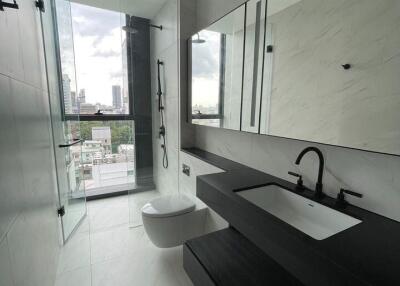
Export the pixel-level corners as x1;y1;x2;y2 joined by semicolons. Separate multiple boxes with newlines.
189;0;400;156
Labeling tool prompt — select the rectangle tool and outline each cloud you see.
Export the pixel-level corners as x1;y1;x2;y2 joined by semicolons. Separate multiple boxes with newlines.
71;3;123;42
110;70;123;79
70;3;124;106
191;31;221;79
91;50;120;58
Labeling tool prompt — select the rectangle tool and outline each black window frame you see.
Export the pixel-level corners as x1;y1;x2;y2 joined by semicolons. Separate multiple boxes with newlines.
60;13;134;123
189;33;226;122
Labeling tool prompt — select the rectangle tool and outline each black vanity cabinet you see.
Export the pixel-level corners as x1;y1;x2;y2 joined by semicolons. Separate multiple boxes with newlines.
183;227;302;286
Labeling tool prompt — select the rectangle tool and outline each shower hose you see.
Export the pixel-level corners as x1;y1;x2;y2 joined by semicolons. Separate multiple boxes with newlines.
157;59;168;169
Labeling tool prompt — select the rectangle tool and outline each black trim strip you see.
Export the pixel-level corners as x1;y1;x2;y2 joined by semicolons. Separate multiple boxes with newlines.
258;0;269;134
239;3;247;131
192;114;222;120
250;0;262;127
64;114;135;121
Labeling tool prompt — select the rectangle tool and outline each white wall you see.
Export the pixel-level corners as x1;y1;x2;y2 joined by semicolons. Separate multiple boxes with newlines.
0;1;60;285
265;0;400;155
179;151;229;233
151;0;180;195
191;0;400;223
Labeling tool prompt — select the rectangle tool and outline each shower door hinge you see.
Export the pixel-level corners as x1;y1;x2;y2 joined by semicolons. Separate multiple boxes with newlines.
57;206;65;217
35;0;45;12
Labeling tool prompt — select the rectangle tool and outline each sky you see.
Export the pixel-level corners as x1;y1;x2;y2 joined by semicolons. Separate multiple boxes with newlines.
71;3;125;106
191;30;221;108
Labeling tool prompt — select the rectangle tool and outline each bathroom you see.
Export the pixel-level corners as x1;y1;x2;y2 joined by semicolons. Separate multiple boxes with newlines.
0;0;399;285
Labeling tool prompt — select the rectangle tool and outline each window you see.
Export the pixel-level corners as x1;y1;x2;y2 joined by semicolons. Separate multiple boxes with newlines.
62;3;130;117
60;3;138;196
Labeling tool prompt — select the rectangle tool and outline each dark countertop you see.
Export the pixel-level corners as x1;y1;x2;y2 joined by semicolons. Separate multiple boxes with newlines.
185;227;303;286
182;147;400;286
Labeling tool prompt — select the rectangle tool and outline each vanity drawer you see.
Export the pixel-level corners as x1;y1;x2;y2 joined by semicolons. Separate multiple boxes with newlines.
183;244;216;286
183;227;302;286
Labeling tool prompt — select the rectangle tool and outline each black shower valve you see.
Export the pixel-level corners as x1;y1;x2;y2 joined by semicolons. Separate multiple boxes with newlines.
159;126;165;137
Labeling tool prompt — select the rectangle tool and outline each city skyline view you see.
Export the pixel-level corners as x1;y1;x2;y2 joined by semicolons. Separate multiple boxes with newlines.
71;3;126;108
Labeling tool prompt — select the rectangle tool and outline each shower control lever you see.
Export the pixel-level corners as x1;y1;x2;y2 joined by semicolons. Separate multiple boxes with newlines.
335;188;363;209
288;171;305;192
159;125;165;138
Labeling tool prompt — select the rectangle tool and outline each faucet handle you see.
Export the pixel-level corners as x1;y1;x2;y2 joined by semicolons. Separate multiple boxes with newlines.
288;171;305;191
336;188;363;208
288;171;301;178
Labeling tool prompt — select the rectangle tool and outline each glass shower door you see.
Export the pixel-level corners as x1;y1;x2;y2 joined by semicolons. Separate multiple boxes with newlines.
40;0;87;242
54;0;86;241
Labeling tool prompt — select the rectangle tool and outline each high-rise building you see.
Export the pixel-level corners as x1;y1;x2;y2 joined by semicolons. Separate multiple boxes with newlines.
62;74;72;114
122;39;129;114
71;91;76;106
79;103;96;114
112;85;122;109
78;89;86;104
92;126;112;153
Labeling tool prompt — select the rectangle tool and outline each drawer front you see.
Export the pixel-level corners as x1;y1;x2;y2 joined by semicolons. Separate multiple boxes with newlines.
183;244;216;286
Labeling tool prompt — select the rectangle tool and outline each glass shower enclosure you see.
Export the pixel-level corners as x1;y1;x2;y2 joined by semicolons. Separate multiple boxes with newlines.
40;0;87;242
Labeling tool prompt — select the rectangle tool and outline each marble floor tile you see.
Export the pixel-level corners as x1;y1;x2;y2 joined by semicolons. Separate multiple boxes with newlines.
57;231;91;275
55;193;192;286
91;246;192;286
55;266;91;286
90;224;148;264
76;216;90;234
88;196;129;232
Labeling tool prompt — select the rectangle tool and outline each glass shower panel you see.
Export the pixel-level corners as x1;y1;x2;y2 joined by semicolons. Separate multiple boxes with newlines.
51;0;87;241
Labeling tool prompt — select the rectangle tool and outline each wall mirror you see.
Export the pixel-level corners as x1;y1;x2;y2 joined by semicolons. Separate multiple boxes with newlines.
260;0;400;155
189;0;267;132
189;3;246;131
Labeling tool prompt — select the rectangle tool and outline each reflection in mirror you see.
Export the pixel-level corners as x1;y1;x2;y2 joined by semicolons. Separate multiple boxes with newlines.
190;5;245;130
241;0;267;133
260;0;400;155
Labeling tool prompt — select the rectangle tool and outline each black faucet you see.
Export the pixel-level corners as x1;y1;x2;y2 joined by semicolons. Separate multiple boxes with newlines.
295;146;325;199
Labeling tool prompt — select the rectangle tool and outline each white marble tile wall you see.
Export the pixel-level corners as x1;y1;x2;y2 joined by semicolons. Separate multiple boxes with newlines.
151;0;181;195
196;0;249;31
0;1;60;286
264;0;400;155
179;151;224;198
178;151;229;233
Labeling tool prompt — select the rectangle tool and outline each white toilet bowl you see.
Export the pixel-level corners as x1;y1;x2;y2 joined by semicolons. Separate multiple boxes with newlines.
142;194;207;248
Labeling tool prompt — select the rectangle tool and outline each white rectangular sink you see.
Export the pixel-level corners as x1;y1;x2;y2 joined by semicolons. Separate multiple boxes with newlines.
236;184;361;240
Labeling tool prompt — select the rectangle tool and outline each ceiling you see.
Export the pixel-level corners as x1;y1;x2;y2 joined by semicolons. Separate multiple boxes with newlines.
71;0;169;19
267;0;302;16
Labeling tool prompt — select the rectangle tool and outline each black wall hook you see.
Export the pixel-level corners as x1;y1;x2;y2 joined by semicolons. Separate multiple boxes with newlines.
342;63;351;70
0;0;19;11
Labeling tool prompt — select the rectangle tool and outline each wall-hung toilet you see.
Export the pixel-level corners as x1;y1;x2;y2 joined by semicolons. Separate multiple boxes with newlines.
142;194;207;248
